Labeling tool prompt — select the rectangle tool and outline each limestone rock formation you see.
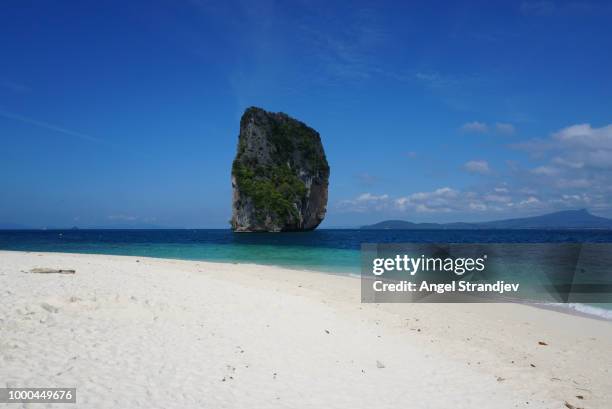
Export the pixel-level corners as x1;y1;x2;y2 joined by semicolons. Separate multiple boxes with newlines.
231;107;329;232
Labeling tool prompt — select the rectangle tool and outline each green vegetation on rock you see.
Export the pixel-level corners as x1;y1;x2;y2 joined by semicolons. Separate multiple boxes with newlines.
233;161;307;223
231;107;329;232
270;121;329;173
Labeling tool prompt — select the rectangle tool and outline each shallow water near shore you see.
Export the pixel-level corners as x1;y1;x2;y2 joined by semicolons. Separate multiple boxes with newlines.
2;228;612;318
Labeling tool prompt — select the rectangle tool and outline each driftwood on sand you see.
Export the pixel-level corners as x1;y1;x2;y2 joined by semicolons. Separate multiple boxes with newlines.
27;268;76;274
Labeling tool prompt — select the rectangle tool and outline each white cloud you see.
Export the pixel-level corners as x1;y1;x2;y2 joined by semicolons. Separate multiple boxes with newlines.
337;123;612;217
555;178;592;189
460;121;515;136
344;187;471;214
464;160;491;174
337;192;390;212
551;156;584;169
356;193;388;202
107;214;138;221
531;165;559;176
340;187;520;214
519;123;612;177
337;182;590;216
517;196;541;207
461;121;488;133
469;202;488;211
507;122;612;212
550;194;592;207
553;123;612;150
495;122;515;135
395;187;459;213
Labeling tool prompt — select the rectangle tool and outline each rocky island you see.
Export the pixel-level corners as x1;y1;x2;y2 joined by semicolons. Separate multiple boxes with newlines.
231;107;329;232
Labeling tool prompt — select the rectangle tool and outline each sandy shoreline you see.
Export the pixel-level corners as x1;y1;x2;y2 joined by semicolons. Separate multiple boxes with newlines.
1;250;611;408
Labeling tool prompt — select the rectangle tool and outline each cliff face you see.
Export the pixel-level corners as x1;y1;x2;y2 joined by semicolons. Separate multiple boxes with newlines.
231;107;329;232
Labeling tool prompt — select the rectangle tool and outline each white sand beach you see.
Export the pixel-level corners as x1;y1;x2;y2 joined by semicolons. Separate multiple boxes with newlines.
1;250;611;408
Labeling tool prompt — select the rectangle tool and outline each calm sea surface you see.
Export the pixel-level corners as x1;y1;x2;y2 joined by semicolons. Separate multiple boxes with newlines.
2;229;612;273
2;229;612;318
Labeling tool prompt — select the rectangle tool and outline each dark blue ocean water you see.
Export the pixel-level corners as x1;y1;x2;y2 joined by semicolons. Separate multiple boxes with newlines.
3;229;612;318
1;229;612;273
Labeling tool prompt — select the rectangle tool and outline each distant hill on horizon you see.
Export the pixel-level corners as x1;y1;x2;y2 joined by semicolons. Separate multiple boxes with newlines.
361;209;612;230
4;209;612;231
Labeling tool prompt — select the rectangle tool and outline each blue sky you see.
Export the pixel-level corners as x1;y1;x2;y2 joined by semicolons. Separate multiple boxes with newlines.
1;0;611;228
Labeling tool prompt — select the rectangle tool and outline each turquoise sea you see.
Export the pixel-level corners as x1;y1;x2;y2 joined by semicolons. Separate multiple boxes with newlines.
1;229;611;319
